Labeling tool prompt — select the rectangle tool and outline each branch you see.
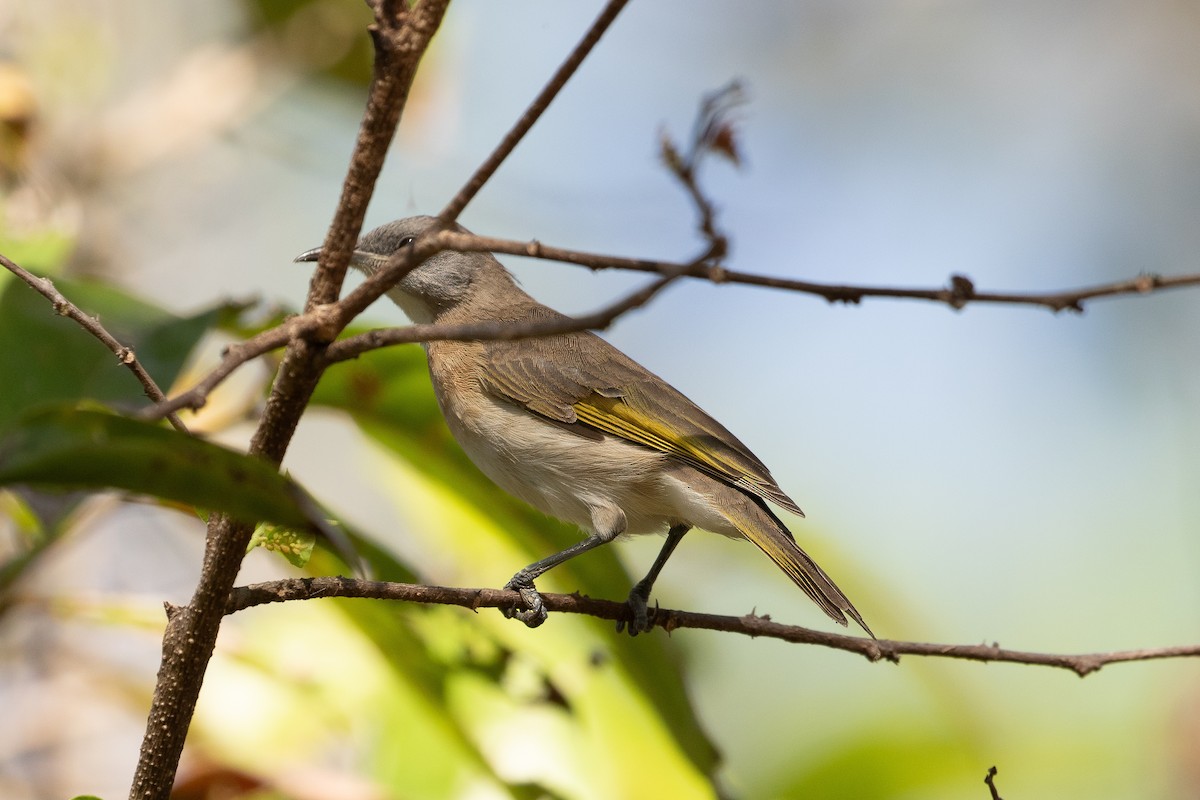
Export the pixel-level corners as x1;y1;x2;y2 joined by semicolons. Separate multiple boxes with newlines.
226;577;1200;678
148;59;1200;420
402;232;1200;313
439;0;630;221
325;84;736;362
985;766;1003;800
151;72;735;406
321;240;718;363
141;231;1200;418
139;319;301;419
660;80;747;244
302;2;451;314
128;4;451;798
0;253;189;433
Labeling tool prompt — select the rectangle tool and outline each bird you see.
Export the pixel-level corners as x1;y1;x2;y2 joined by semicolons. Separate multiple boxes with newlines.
296;215;870;637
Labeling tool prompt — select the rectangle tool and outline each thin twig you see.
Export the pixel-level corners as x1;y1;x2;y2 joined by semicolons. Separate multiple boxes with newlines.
439;0;631;221
156;73;742;408
150;222;1200;414
140;320;302;419
661;80;747;244
409;231;1200;313
985;766;1003;800
321;241;718;363
303;0;450;312
225;577;1200;677
0;253;189;433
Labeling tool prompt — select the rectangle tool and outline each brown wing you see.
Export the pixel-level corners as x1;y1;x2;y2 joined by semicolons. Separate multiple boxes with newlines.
479;314;804;517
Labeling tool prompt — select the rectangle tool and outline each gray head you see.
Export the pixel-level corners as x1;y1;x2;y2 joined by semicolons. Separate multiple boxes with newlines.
296;215;518;324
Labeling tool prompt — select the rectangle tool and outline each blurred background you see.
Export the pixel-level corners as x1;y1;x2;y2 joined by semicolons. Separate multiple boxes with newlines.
2;1;1200;798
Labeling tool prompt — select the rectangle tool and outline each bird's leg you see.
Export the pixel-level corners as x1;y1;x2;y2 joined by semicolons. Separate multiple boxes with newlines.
619;524;690;636
503;507;626;628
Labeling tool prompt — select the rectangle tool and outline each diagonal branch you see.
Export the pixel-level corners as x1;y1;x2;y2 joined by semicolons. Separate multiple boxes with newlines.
303;1;451;313
439;0;631;221
225;577;1200;678
0;253;189;433
138;320;301;419
147;73;733;414
128;4;452;799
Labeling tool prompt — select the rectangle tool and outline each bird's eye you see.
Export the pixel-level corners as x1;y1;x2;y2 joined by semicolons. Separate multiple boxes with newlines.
399;236;415;247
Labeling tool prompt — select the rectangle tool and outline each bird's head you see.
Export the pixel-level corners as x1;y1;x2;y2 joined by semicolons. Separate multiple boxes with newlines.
295;215;510;323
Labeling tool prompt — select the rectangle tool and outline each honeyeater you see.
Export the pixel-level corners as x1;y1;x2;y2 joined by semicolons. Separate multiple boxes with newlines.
297;216;870;636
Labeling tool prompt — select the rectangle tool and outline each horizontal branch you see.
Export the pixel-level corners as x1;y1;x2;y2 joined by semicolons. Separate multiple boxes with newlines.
432;231;1200;312
143;218;1200;418
225;576;1200;677
321;241;717;364
1;253;189;433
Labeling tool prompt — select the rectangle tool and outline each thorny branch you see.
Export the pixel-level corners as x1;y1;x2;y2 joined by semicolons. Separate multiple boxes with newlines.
141;66;1200;417
0;253;189;433
660;79;747;243
226;577;1200;678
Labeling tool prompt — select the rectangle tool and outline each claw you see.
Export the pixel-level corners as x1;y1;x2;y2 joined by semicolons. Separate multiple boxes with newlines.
617;582;653;636
503;578;548;628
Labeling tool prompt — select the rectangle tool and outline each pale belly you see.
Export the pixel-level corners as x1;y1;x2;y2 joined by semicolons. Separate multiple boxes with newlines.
441;391;734;538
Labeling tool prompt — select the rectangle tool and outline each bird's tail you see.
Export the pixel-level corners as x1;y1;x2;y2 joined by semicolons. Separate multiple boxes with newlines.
721;487;873;637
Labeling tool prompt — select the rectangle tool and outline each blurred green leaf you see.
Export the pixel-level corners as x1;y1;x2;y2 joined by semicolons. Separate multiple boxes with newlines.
0;228;74;278
309;521;419;585
0;272;233;430
0;271;235;599
307;544;516;797
769;725;974;799
245;0;374;84
0;490;44;591
309;339;721;781
0;406;322;532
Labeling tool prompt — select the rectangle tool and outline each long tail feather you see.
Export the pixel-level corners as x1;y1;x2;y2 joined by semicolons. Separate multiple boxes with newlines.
723;491;872;637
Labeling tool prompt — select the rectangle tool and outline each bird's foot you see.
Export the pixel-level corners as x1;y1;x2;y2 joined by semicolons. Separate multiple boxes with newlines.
502;578;548;628
616;582;654;636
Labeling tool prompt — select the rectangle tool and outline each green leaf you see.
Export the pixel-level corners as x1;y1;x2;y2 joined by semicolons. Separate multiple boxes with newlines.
0;273;231;430
245;0;374;84
768;724;974;799
0;228;74;278
0;406;321;532
0;490;48;598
